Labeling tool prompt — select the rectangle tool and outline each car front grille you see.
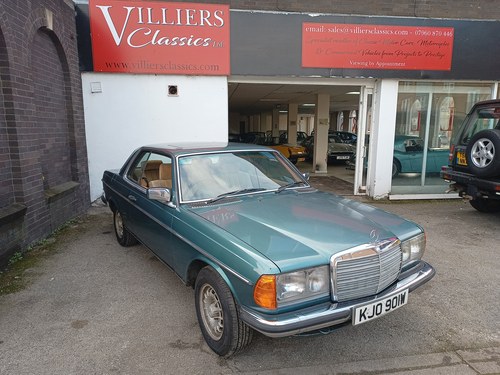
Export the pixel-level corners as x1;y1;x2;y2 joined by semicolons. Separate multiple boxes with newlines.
330;238;402;302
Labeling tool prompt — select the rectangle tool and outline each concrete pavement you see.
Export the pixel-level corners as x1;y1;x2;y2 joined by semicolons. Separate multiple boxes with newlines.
0;183;499;374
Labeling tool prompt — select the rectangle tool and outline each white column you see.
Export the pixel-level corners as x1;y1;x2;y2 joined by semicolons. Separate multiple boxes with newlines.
366;79;398;199
287;103;298;145
313;93;330;173
272;107;280;138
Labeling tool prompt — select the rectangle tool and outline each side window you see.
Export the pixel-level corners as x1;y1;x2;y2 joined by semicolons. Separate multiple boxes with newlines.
127;151;173;188
127;152;150;184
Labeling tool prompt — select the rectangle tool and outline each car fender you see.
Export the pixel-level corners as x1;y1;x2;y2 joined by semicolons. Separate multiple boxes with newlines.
172;211;279;307
188;255;244;300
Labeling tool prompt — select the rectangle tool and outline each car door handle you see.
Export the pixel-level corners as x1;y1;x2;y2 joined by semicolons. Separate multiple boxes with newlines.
128;195;137;202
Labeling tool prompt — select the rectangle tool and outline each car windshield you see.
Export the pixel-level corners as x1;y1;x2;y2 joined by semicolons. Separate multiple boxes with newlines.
178;151;305;202
328;135;342;143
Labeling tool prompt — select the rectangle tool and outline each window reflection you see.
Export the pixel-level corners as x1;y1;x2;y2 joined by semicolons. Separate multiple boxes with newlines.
393;82;492;194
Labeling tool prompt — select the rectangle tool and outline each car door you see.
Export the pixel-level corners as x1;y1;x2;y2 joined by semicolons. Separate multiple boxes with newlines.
124;151;176;267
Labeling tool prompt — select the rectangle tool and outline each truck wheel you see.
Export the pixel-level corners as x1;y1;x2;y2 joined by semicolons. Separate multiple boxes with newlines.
195;266;253;357
113;210;138;246
469;198;500;213
466;129;500;178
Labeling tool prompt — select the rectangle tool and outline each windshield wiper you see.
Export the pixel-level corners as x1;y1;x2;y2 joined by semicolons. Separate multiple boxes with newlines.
207;188;266;204
276;181;307;194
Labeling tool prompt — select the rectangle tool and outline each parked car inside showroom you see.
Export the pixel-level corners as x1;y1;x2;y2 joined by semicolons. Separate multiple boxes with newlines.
393;135;449;177
441;99;500;212
279;130;309;145
239;132;306;164
329;130;358;145
346;135;449;177
102;143;435;357
303;134;356;163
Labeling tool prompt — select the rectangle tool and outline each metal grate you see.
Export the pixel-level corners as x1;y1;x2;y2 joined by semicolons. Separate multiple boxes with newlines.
331;240;402;302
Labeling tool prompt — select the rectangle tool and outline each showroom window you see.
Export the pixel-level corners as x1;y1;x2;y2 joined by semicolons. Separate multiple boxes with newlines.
393;81;493;194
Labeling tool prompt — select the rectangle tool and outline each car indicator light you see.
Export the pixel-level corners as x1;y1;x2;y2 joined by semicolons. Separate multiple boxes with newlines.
254;275;277;309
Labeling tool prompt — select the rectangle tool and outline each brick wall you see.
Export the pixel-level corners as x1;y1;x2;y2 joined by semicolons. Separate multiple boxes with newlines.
0;0;89;263
174;0;500;20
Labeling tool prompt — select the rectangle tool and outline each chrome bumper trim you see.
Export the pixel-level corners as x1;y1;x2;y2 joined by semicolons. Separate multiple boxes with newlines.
240;261;435;338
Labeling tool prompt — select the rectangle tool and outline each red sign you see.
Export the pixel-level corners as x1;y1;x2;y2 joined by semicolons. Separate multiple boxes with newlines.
89;0;230;75
302;23;454;71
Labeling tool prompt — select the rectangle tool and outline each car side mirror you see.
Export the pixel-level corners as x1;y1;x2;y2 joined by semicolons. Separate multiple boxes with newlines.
303;172;310;181
147;187;172;204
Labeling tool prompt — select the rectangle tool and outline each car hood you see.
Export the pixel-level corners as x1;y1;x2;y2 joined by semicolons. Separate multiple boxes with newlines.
189;190;421;272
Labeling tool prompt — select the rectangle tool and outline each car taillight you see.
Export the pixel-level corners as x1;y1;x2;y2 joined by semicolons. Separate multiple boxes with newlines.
448;144;455;163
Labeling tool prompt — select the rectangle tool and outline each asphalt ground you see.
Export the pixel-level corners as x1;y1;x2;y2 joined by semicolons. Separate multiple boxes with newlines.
0;178;499;375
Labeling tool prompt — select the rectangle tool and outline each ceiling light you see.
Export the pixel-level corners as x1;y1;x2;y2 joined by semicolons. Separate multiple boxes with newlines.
346;91;360;95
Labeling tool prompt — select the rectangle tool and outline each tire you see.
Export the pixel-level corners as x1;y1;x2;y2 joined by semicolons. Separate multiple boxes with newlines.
113;210;138;247
469;198;500;213
466;129;500;178
392;159;401;178
195;266;253;357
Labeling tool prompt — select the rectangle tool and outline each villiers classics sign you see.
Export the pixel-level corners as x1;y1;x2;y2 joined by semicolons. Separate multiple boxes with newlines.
89;0;230;75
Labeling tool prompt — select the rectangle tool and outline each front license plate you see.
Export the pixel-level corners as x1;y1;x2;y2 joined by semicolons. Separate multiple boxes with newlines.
352;289;409;326
336;155;350;160
456;151;467;166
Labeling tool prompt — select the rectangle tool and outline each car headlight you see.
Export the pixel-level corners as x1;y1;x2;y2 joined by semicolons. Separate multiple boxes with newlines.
254;266;330;309
401;233;426;267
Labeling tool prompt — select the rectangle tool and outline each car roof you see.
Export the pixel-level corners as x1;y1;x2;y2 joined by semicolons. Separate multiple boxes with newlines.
142;142;274;156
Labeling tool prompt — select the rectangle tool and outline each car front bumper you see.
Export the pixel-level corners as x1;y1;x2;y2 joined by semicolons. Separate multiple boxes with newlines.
327;153;353;162
239;261;435;338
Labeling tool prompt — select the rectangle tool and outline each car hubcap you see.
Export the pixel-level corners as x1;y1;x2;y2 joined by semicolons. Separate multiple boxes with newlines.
115;212;124;238
200;284;224;340
471;138;495;168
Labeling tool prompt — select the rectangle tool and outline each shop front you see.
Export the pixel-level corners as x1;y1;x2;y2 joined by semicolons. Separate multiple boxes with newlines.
76;1;500;200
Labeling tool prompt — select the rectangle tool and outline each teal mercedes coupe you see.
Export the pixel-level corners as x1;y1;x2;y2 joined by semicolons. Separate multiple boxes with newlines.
102;143;435;357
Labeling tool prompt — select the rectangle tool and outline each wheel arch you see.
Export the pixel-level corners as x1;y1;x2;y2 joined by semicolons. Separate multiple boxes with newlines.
107;197;117;213
186;258;247;306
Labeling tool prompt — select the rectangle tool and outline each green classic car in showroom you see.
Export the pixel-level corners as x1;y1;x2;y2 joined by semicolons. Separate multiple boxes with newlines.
393;135;450;177
102;143;435;357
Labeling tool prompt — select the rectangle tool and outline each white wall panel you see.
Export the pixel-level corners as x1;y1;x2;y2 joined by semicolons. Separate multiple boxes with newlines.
82;73;228;200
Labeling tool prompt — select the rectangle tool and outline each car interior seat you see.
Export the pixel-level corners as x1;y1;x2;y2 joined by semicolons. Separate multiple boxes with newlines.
140;160;162;187
149;163;172;188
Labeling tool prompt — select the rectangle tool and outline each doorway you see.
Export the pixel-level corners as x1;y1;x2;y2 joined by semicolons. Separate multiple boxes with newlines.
227;77;376;195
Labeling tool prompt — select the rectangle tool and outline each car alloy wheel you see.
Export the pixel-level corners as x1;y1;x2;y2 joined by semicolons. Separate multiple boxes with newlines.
194;266;253;357
199;283;224;340
470;138;495;168
466;129;500;178
113;210;137;247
